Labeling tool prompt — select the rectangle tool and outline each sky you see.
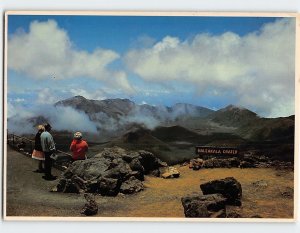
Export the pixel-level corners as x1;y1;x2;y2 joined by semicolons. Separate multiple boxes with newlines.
7;15;296;119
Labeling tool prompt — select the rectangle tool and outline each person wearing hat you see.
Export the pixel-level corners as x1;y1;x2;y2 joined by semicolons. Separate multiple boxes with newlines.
70;132;88;161
40;123;57;180
32;125;45;173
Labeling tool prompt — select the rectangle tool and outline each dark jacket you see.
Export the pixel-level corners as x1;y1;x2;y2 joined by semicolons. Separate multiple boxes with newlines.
34;132;43;152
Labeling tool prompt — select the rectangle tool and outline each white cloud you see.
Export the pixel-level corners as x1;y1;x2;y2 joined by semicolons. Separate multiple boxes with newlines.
8;20;134;94
7;104;98;134
52;106;98;133
125;18;295;117
36;88;60;104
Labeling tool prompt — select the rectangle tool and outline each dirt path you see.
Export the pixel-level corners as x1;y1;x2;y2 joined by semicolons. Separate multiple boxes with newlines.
5;147;294;218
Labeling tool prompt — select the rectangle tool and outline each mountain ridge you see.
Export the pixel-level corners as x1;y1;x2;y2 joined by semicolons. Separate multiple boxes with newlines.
7;95;294;163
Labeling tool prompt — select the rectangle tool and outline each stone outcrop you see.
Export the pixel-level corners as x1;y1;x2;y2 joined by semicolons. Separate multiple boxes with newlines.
181;193;227;218
202;157;240;168
182;177;243;218
188;153;293;170
200;177;242;206
81;193;98;216
55;147;166;196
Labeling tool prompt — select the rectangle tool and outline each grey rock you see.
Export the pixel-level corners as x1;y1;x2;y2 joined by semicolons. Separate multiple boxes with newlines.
138;150;166;174
200;177;242;206
55;147;165;196
120;176;144;194
189;158;204;170
81;193;98;216
98;177;120;196
181;193;227;218
202;158;240;169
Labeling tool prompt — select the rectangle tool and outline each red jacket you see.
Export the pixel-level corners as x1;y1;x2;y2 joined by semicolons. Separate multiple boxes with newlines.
70;139;88;160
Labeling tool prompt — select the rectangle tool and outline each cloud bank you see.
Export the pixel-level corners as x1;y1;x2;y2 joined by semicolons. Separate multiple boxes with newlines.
8;105;98;135
125;18;295;117
8;20;134;94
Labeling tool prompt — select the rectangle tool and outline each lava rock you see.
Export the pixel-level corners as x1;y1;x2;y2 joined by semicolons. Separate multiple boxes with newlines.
202;158;240;169
181;193;227;218
138;150;167;174
129;158;145;181
227;157;241;167
239;161;256;168
120;176;144;194
81;193;98;216
150;169;161;177
55;147;165;196
98;177;120;196
189;158;204;170
200;177;242;206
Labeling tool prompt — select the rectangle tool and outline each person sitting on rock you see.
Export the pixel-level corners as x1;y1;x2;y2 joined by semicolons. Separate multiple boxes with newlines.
70;132;88;161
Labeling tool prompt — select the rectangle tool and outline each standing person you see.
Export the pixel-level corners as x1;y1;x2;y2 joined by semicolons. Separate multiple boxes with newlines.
32;125;45;173
40;123;57;180
70;132;88;161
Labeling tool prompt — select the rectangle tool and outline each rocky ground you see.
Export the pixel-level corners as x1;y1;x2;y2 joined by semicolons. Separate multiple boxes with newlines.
5;147;294;218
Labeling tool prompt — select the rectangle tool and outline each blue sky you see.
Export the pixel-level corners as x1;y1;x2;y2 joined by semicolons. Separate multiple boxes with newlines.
8;16;277;52
7;15;295;118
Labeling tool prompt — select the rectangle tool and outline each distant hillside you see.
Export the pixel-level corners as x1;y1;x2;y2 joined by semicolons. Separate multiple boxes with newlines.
55;96;135;119
238;115;295;142
53;96;216;136
152;125;245;147
89;125;247;164
209;104;259;127
151;125;201;142
14;96;294;146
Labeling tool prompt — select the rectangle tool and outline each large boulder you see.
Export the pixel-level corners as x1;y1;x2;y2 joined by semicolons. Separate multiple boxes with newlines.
181;193;227;218
200;177;242;206
55;147;165;196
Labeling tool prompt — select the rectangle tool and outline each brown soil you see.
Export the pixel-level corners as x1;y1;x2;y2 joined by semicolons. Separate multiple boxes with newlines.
5;147;294;218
